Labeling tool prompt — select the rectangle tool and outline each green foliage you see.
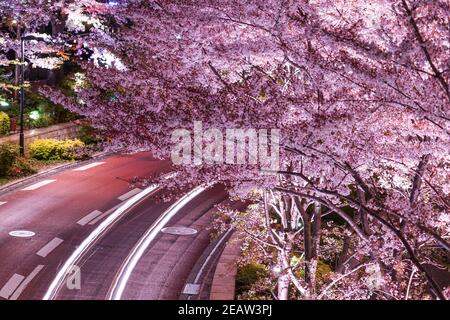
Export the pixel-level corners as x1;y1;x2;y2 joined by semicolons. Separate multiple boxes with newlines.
316;260;333;285
5;90;79;129
29;138;86;160
60;139;86;160
294;259;333;286
29;139;60;160
236;263;268;295
0;111;10;135
0;143;19;176
8;157;37;177
79;124;102;145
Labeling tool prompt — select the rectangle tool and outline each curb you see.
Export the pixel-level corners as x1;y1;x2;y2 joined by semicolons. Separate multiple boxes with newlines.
0;150;114;197
179;228;234;300
209;232;242;300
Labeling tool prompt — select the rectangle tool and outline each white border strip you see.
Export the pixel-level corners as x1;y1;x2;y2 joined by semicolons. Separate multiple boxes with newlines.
0;274;24;299
73;162;106;171
118;188;142;201
36;237;64;258
22;180;56;191
77;210;103;226
10;265;45;300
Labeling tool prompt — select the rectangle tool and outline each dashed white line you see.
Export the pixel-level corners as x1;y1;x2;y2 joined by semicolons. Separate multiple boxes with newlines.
77;210;103;226
117;188;142;201
73;162;106;171
0;201;6;206
0;274;24;299
9;265;44;300
22;180;56;191
36;237;64;258
183;283;200;295
88;203;122;225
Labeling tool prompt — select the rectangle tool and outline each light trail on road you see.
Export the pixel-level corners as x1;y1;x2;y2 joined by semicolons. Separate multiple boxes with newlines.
108;185;206;300
42;183;160;300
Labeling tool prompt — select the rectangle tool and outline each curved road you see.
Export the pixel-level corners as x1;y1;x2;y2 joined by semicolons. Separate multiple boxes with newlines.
0;152;232;300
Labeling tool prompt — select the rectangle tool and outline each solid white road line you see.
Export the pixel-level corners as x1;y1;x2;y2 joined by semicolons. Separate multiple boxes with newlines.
0;202;6;206
73;162;106;171
194;228;233;284
10;265;45;300
22;180;56;191
117;188;142;201
36;237;64;258
183;283;200;295
42;183;160;300
185;227;233;299
0;274;24;299
108;185;206;300
77;210;103;226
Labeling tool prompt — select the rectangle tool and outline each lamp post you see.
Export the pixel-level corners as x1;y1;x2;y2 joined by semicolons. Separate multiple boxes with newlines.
19;36;25;156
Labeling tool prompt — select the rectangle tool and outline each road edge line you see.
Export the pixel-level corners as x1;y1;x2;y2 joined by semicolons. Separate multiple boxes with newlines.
107;185;206;300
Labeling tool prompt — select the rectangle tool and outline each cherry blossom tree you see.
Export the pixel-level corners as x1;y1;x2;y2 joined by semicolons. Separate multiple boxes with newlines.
0;0;113;88
39;0;449;300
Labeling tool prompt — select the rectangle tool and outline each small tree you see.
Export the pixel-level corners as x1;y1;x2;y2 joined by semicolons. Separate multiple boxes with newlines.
0;111;10;135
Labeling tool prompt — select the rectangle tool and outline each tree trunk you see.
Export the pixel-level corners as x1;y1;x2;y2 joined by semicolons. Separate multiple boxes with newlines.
336;235;351;274
357;188;372;236
308;202;322;295
278;250;292;300
277;272;290;300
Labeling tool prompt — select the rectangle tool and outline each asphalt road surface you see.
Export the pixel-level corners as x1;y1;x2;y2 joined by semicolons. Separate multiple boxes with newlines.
0;152;230;300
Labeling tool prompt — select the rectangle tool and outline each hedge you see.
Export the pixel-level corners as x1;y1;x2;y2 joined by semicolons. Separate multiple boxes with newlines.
0;143;19;176
29;138;86;160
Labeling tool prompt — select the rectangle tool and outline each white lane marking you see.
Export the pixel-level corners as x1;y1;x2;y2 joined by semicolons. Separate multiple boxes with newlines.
36;237;64;258
0;274;24;299
22;180;56;191
108;185;206;300
185;228;233;299
194;228;233;284
73;162;105;171
0;201;6;206
10;265;44;300
88;203;122;225
43;184;160;300
77;210;103;226
183;283;200;295
117;188;142;201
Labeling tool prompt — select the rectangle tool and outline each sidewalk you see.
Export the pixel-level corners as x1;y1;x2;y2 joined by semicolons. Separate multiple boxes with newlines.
210;232;242;300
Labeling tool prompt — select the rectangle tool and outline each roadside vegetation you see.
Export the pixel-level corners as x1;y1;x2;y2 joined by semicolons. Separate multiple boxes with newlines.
0;125;102;187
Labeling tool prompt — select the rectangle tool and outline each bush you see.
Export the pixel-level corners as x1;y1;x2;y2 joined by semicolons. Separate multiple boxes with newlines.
0;143;19;176
236;263;267;295
79;124;102;145
8;157;37;177
0;112;10;135
60;139;86;160
29;138;86;160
